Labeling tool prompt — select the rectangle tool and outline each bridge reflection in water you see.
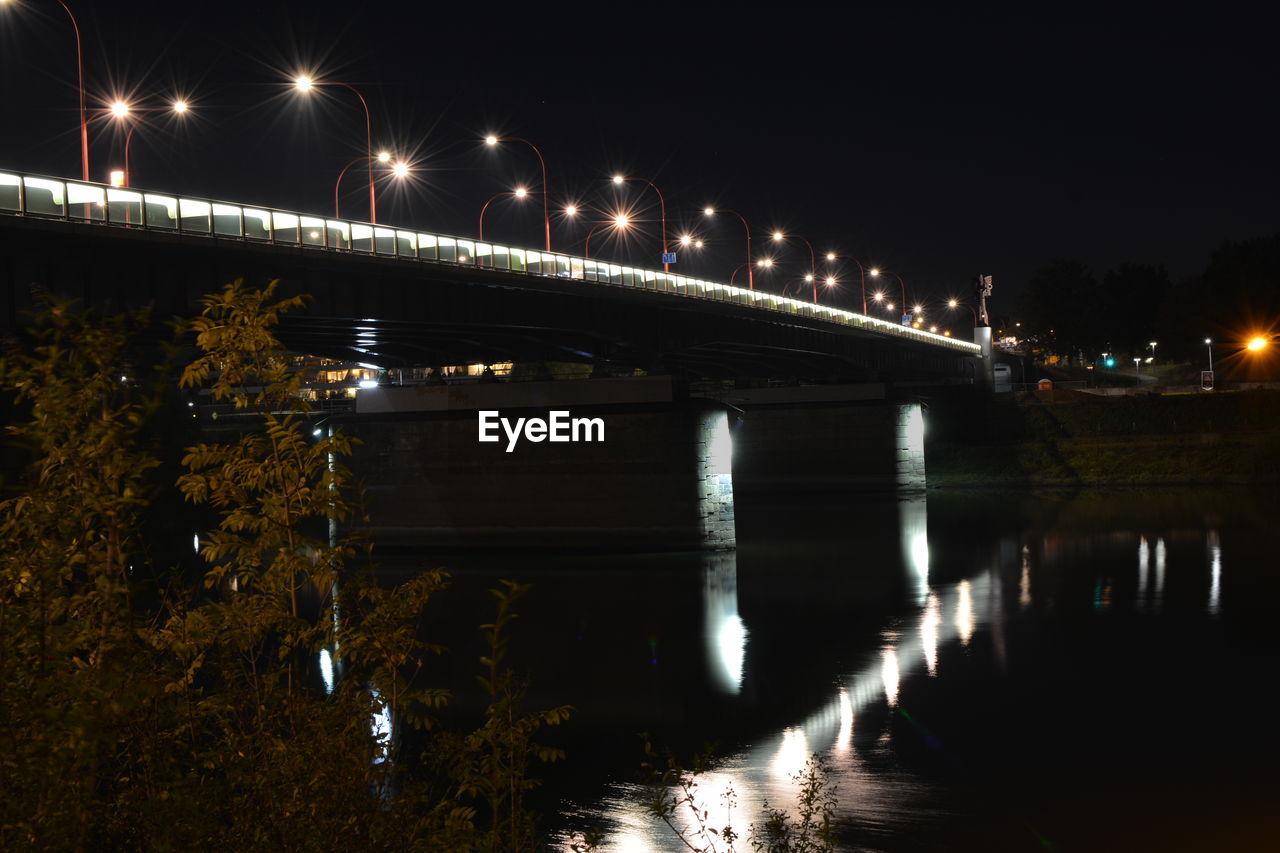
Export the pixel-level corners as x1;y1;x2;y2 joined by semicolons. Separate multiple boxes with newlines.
551;495;1234;852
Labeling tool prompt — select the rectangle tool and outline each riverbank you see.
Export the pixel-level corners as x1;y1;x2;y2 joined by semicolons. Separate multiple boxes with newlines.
925;389;1280;487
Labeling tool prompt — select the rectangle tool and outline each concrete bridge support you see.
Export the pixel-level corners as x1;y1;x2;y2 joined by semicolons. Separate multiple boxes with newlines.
338;376;735;552
713;385;927;493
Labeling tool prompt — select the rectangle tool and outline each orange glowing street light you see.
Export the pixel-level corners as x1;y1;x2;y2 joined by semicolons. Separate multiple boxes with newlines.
334;151;408;218
948;298;979;327
100;98;192;187
485;135;552;251
478;187;531;242
704;207;756;289
613;175;671;271
1247;336;1269;351
294;75;381;222
834;254;876;314
583;214;631;258
771;231;823;302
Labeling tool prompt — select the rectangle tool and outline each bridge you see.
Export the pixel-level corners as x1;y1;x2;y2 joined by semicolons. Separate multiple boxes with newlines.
0;167;991;552
0;168;980;382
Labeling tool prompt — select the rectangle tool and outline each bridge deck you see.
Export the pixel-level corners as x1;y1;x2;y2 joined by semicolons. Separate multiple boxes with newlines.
0;168;978;357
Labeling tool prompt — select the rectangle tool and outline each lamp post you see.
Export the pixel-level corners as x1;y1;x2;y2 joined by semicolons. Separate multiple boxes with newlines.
1205;338;1213;371
704;207;754;289
891;272;910;313
102;99;190;187
1149;341;1158;363
612;175;670;271
3;0;93;178
583;215;629;258
771;231;820;302
294;76;380;223
829;253;876;313
1134;357;1142;381
485;135;552;251
948;298;979;327
478;187;529;242
333;153;408;218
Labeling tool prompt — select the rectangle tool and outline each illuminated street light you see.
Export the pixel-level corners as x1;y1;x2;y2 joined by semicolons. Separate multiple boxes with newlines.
334;154;407;218
1205;338;1214;372
484;135;553;250
947;298;979;327
293;75;380;222
772;230;821;302
677;233;706;252
825;253;876;313
612;175;671;271
376;150;391;163
565;205;578;216
1248;336;1268;351
704;207;756;289
104;98;191;187
478;187;531;242
583;215;631;258
874;271;910;320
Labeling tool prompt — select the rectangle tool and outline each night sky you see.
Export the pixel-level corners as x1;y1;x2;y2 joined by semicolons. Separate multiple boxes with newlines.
2;2;1277;316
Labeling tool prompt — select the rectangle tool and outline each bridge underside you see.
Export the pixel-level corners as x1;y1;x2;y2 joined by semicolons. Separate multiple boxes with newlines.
1;215;974;385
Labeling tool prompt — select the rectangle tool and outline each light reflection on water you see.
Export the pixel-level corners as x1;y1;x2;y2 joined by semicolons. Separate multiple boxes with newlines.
552;492;1241;852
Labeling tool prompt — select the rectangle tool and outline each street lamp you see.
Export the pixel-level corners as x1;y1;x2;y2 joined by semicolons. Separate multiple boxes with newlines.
4;0;92;179
1205;338;1214;371
478;187;530;242
103;99;191;187
704;207;755;289
771;231;821;302
1134;357;1142;380
1149;341;1158;362
612;175;671;272
334;152;408;218
485;135;552;251
947;298;979;327
823;253;877;313
293;75;381;223
583;215;630;258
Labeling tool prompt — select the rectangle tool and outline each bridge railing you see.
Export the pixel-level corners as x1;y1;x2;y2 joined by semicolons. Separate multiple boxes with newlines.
0;169;980;355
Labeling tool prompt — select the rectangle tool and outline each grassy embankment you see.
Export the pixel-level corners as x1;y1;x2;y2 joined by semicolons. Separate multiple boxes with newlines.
926;389;1280;487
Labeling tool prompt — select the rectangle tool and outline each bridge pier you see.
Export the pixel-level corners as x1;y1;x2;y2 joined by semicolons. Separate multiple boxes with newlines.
338;377;736;552
712;385;927;493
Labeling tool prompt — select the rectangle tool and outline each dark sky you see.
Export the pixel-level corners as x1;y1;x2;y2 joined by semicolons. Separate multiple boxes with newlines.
2;1;1277;318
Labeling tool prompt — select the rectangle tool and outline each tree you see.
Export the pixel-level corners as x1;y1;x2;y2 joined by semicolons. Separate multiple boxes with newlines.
0;302;168;848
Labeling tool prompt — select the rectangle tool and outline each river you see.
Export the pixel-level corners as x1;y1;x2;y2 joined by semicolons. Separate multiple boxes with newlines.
380;485;1280;851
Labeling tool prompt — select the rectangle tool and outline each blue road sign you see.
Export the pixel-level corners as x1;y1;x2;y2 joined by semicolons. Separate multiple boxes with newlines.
662;252;677;264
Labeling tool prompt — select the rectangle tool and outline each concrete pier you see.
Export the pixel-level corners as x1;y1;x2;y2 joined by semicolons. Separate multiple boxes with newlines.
339;377;736;552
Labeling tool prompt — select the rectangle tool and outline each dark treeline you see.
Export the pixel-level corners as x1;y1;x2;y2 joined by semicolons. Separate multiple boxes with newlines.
1014;233;1280;367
